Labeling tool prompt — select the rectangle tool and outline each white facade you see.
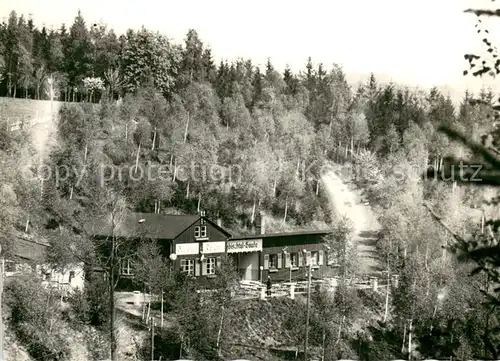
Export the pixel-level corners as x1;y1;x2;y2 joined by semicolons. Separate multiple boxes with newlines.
5;260;85;293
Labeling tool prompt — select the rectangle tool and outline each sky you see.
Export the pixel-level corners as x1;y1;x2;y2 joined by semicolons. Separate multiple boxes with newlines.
1;0;500;102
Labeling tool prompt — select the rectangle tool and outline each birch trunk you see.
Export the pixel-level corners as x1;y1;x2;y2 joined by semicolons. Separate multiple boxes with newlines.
216;306;225;356
335;315;345;345
408;318;413;359
383;268;390;322
402;322;407;353
135;143;141;174
184;112;190;144
152;127;157;151
251;198;256;224
283;198;288;223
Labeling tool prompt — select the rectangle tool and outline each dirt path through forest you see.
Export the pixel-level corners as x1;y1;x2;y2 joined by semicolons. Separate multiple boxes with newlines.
320;168;383;275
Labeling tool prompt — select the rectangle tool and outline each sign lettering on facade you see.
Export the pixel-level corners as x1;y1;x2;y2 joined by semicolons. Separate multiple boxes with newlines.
226;239;263;253
202;241;225;254
176;243;199;256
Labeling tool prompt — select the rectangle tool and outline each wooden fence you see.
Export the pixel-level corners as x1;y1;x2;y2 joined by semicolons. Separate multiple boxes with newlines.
233;275;397;300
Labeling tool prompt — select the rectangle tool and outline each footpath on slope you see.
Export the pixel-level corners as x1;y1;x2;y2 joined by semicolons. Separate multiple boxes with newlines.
320;167;383;276
28;99;60;164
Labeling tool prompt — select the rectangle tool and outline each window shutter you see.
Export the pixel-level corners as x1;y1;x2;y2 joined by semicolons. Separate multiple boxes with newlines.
298;253;303;267
195;258;201;276
285;253;290;268
201;259;207;275
277;253;282;269
318;250;324;265
306;251;312;266
264;254;269;270
216;256;222;270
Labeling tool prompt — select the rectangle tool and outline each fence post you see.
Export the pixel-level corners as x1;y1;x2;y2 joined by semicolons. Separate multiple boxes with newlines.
290;284;295;300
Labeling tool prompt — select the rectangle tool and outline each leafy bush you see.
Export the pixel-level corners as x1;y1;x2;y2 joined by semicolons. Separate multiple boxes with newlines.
5;275;71;360
67;275;110;328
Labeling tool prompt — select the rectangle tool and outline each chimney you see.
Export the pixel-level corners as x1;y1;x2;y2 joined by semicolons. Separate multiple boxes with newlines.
255;212;265;235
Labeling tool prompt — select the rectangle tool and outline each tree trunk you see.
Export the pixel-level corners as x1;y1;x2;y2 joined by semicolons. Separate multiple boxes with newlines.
186;181;190;199
273;179;277;197
316;181;320;195
25;215;29;233
335;315;345;345
184;112;190;144
7;75;12;97
384;259;390;322
84;143;88;163
408;318;413;360
283;198;288;223
142;286;147;321
109;241;117;360
135;143;141;174
125;123;128;143
152;127;157;151
402;322;407;353
322;330;326;361
251;197;256;224
216;305;225;357
197;193;201;213
146;292;151;323
69;186;73;200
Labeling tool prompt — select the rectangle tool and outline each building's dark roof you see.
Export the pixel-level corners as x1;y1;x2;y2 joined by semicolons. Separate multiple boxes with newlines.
230;229;334;240
86;212;203;240
12;236;48;263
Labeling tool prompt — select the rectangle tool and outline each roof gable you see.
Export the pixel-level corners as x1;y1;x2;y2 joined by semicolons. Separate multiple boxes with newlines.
202;217;232;238
86;212;201;240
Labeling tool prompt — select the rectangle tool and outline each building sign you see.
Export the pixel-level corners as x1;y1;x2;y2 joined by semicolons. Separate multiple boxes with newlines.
176;243;199;256
226;239;263;253
202;241;225;254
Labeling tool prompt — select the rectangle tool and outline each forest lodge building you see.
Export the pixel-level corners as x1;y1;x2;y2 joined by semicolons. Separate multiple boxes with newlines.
86;212;336;289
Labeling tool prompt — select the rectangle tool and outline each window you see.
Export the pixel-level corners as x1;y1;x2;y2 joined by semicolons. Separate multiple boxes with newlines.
194;226;200;238
181;259;195;275
201;226;207;238
269;254;278;269
5;261;16;272
121;259;134;275
69;271;75;283
206;257;216;275
311;251;319;266
290;253;298;267
327;250;337;265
